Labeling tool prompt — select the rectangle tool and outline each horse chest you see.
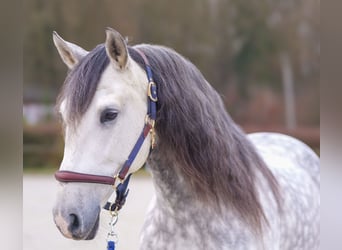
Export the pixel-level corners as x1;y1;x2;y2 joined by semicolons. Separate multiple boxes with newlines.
139;201;261;250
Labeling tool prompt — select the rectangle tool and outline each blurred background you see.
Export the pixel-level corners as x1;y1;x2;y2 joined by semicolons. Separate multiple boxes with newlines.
23;0;319;171
20;0;321;249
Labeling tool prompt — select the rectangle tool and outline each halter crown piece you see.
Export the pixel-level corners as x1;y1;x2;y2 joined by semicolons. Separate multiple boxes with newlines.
54;47;157;213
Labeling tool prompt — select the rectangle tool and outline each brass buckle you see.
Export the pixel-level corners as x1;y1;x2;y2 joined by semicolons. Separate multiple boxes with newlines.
145;115;156;149
145;115;155;128
149;128;156;149
113;174;124;189
147;81;158;102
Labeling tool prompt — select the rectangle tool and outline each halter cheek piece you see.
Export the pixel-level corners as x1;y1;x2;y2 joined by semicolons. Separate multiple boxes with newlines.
54;48;157;212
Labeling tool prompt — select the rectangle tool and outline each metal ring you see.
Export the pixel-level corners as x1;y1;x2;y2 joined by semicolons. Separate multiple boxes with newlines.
145;115;155;127
109;205;119;217
147;81;158;102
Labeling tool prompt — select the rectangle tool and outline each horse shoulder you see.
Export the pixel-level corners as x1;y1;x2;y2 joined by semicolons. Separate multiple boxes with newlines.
248;132;320;250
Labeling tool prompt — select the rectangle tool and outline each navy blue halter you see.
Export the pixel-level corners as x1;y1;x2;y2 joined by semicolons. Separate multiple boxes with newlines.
54;48;157;212
115;48;157;181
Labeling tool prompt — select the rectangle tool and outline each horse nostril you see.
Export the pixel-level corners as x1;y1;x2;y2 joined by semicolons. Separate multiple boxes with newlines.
69;213;80;231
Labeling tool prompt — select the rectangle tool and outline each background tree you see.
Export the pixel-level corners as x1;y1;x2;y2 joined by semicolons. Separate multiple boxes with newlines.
23;0;319;126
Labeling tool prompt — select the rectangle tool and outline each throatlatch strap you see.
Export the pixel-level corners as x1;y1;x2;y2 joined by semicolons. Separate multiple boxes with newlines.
104;48;157;212
117;47;157;181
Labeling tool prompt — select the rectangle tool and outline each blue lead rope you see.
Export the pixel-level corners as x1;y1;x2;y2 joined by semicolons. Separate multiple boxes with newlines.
107;241;115;250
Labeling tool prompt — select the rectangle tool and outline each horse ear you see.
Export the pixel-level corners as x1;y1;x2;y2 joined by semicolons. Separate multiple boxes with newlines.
52;31;88;69
105;27;128;69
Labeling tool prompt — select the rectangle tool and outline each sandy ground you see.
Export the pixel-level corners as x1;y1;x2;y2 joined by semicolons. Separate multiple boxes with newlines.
23;174;155;250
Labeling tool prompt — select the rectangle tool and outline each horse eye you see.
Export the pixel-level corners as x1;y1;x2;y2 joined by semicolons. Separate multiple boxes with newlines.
100;109;118;124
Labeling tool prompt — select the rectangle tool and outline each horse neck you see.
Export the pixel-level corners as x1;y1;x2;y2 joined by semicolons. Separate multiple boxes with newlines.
146;147;261;247
147;148;208;213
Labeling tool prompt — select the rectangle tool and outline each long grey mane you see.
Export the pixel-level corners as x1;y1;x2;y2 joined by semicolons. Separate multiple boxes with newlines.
57;43;282;234
130;45;282;234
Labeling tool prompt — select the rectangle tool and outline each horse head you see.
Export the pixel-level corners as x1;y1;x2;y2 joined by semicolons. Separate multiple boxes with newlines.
52;28;152;240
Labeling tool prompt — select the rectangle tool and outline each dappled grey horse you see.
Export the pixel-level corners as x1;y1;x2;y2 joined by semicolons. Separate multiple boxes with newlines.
52;28;319;250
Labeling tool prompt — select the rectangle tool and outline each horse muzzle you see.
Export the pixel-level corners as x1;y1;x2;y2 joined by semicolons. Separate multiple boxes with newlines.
52;182;106;240
53;204;100;240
